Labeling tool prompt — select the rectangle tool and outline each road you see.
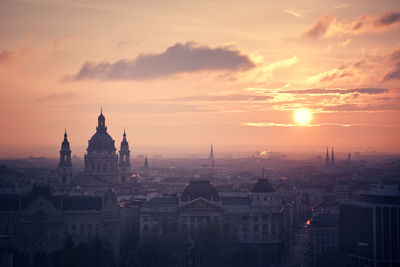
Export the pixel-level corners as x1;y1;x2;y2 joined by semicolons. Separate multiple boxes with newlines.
283;224;309;267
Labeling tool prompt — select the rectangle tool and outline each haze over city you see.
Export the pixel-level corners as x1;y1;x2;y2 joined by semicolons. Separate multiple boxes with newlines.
1;0;400;158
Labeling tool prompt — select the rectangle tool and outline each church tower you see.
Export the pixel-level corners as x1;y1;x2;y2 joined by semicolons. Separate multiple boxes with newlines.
118;130;131;184
325;147;330;167
209;144;215;177
331;147;335;168
58;130;72;184
143;156;149;178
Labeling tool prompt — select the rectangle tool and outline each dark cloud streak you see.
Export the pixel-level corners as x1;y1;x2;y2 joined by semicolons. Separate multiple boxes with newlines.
280;88;388;95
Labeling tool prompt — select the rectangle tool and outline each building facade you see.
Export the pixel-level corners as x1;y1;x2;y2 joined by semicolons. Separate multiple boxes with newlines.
0;185;120;262
139;179;290;264
340;184;400;267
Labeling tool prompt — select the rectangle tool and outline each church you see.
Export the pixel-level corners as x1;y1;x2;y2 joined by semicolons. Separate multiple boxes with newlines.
57;110;132;191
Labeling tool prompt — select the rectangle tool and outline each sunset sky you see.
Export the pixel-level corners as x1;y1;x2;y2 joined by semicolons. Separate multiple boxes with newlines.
1;0;400;157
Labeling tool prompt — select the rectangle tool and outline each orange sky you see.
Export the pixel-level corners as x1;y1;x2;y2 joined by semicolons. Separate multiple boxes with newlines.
0;0;400;157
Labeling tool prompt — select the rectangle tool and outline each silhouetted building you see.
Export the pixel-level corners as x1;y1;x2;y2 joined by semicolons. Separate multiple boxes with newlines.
209;144;215;177
143;156;149;178
340;184;400;267
58;130;71;185
326;147;330;167
0;185;120;262
308;213;340;266
118;130;131;184
139;179;289;265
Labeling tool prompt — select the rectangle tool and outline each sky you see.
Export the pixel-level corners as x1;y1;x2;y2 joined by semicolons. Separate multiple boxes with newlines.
0;0;400;157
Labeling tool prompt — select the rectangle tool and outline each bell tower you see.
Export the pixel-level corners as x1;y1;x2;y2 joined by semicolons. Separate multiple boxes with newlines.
118;130;131;184
58;130;72;184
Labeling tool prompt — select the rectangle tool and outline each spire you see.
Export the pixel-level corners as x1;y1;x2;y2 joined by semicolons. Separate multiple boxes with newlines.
123;128;126;139
331;147;335;167
209;144;215;177
64;128;67;139
325;147;330;167
143;155;149;177
97;109;106;132
209;144;214;160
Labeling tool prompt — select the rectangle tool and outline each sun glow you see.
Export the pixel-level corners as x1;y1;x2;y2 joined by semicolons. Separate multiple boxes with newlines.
294;109;312;124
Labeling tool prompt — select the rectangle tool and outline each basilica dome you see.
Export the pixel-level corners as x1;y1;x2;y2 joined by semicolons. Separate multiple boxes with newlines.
87;111;116;152
87;131;116;152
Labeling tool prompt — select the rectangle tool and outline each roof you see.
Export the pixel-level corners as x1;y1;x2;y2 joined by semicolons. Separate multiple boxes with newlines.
222;197;251;205
21;185;61;209
148;197;179;205
0;185;103;211
62;196;102;210
251;179;275;193
181;180;219;201
311;214;339;225
0;194;20;211
88;131;116;152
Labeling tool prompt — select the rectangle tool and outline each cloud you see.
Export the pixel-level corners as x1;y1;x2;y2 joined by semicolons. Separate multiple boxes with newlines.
337;38;352;48
242;122;361;127
0;47;32;65
302;11;400;39
54;35;72;52
166;94;273;102
283;9;302;18
0;50;15;64
322;103;400;112
37;92;78;102
373;11;400;27
302;14;335;39
307;68;354;84
280;88;388;95
70;42;255;81
383;63;400;81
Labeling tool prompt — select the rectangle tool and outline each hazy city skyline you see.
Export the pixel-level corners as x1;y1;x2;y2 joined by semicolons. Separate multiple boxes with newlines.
1;0;400;157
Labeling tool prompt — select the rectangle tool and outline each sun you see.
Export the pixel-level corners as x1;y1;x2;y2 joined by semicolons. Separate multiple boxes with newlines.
294;109;312;124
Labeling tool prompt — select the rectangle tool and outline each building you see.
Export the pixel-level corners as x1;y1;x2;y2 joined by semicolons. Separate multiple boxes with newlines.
0;184;120;263
82;111;131;187
308;212;340;266
139;178;290;265
340;184;400;267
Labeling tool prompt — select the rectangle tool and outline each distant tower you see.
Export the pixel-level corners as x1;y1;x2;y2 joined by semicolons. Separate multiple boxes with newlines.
209;144;215;177
325;147;330;167
118;130;131;184
143;156;149;178
331;147;335;167
347;153;351;161
58;130;72;184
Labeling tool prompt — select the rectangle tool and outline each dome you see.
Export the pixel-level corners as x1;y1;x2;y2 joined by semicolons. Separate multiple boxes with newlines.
88;131;116;152
181;180;219;201
87;111;116;152
251;178;275;193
